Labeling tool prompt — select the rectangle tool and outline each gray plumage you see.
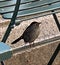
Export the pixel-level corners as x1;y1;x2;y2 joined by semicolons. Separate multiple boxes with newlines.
11;21;41;44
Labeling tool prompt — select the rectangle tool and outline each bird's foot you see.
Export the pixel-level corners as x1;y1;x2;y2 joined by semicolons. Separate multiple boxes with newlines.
29;44;32;48
29;42;35;48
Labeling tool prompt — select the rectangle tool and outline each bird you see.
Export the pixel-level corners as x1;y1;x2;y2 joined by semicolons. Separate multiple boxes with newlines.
11;21;41;45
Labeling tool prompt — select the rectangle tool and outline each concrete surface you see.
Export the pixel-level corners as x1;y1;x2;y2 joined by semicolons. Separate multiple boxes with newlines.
0;13;60;65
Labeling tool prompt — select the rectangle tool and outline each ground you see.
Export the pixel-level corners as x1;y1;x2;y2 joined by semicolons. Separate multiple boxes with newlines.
0;13;60;65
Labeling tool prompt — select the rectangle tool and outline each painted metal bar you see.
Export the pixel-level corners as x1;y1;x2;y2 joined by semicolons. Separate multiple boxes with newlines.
0;0;36;8
0;0;11;2
1;0;21;42
0;42;12;62
0;0;60;14
47;43;60;65
1;61;4;65
14;10;60;26
11;34;60;54
51;10;60;31
1;0;21;65
2;2;60;19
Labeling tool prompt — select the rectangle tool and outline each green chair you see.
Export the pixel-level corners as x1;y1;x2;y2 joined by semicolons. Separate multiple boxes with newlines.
0;0;60;65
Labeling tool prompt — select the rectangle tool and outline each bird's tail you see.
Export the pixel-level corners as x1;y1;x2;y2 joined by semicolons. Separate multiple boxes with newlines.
11;36;23;44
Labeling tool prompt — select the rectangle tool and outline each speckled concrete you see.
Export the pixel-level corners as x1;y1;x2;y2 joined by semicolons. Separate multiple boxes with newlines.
0;13;60;65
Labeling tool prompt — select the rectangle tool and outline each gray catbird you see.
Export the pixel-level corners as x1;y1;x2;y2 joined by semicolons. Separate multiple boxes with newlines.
11;21;41;44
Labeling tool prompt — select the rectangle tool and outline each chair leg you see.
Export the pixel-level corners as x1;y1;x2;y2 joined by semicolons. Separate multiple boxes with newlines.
52;10;60;31
1;61;4;65
47;43;60;65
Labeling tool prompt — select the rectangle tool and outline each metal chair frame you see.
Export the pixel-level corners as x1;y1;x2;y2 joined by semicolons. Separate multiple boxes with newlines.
0;0;60;65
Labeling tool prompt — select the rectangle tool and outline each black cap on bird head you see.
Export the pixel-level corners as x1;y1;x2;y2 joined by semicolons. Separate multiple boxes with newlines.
30;21;41;25
38;22;41;24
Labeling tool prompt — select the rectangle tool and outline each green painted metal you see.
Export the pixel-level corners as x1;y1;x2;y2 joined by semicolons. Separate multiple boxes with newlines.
0;42;12;62
3;2;60;19
0;0;11;2
0;0;34;8
0;0;59;14
2;0;21;43
0;0;16;8
0;0;21;62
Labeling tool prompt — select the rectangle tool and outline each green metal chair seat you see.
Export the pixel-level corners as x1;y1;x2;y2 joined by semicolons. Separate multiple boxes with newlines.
0;0;11;2
0;0;60;19
0;0;59;13
0;42;12;62
0;0;35;8
3;2;60;19
0;0;38;14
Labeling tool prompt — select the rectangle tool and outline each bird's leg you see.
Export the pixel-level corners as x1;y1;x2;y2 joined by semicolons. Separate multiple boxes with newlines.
30;42;35;47
25;43;32;48
33;41;35;47
29;43;33;48
24;42;29;47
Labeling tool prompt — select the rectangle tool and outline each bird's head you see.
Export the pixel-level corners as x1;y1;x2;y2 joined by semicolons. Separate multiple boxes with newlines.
30;21;41;26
